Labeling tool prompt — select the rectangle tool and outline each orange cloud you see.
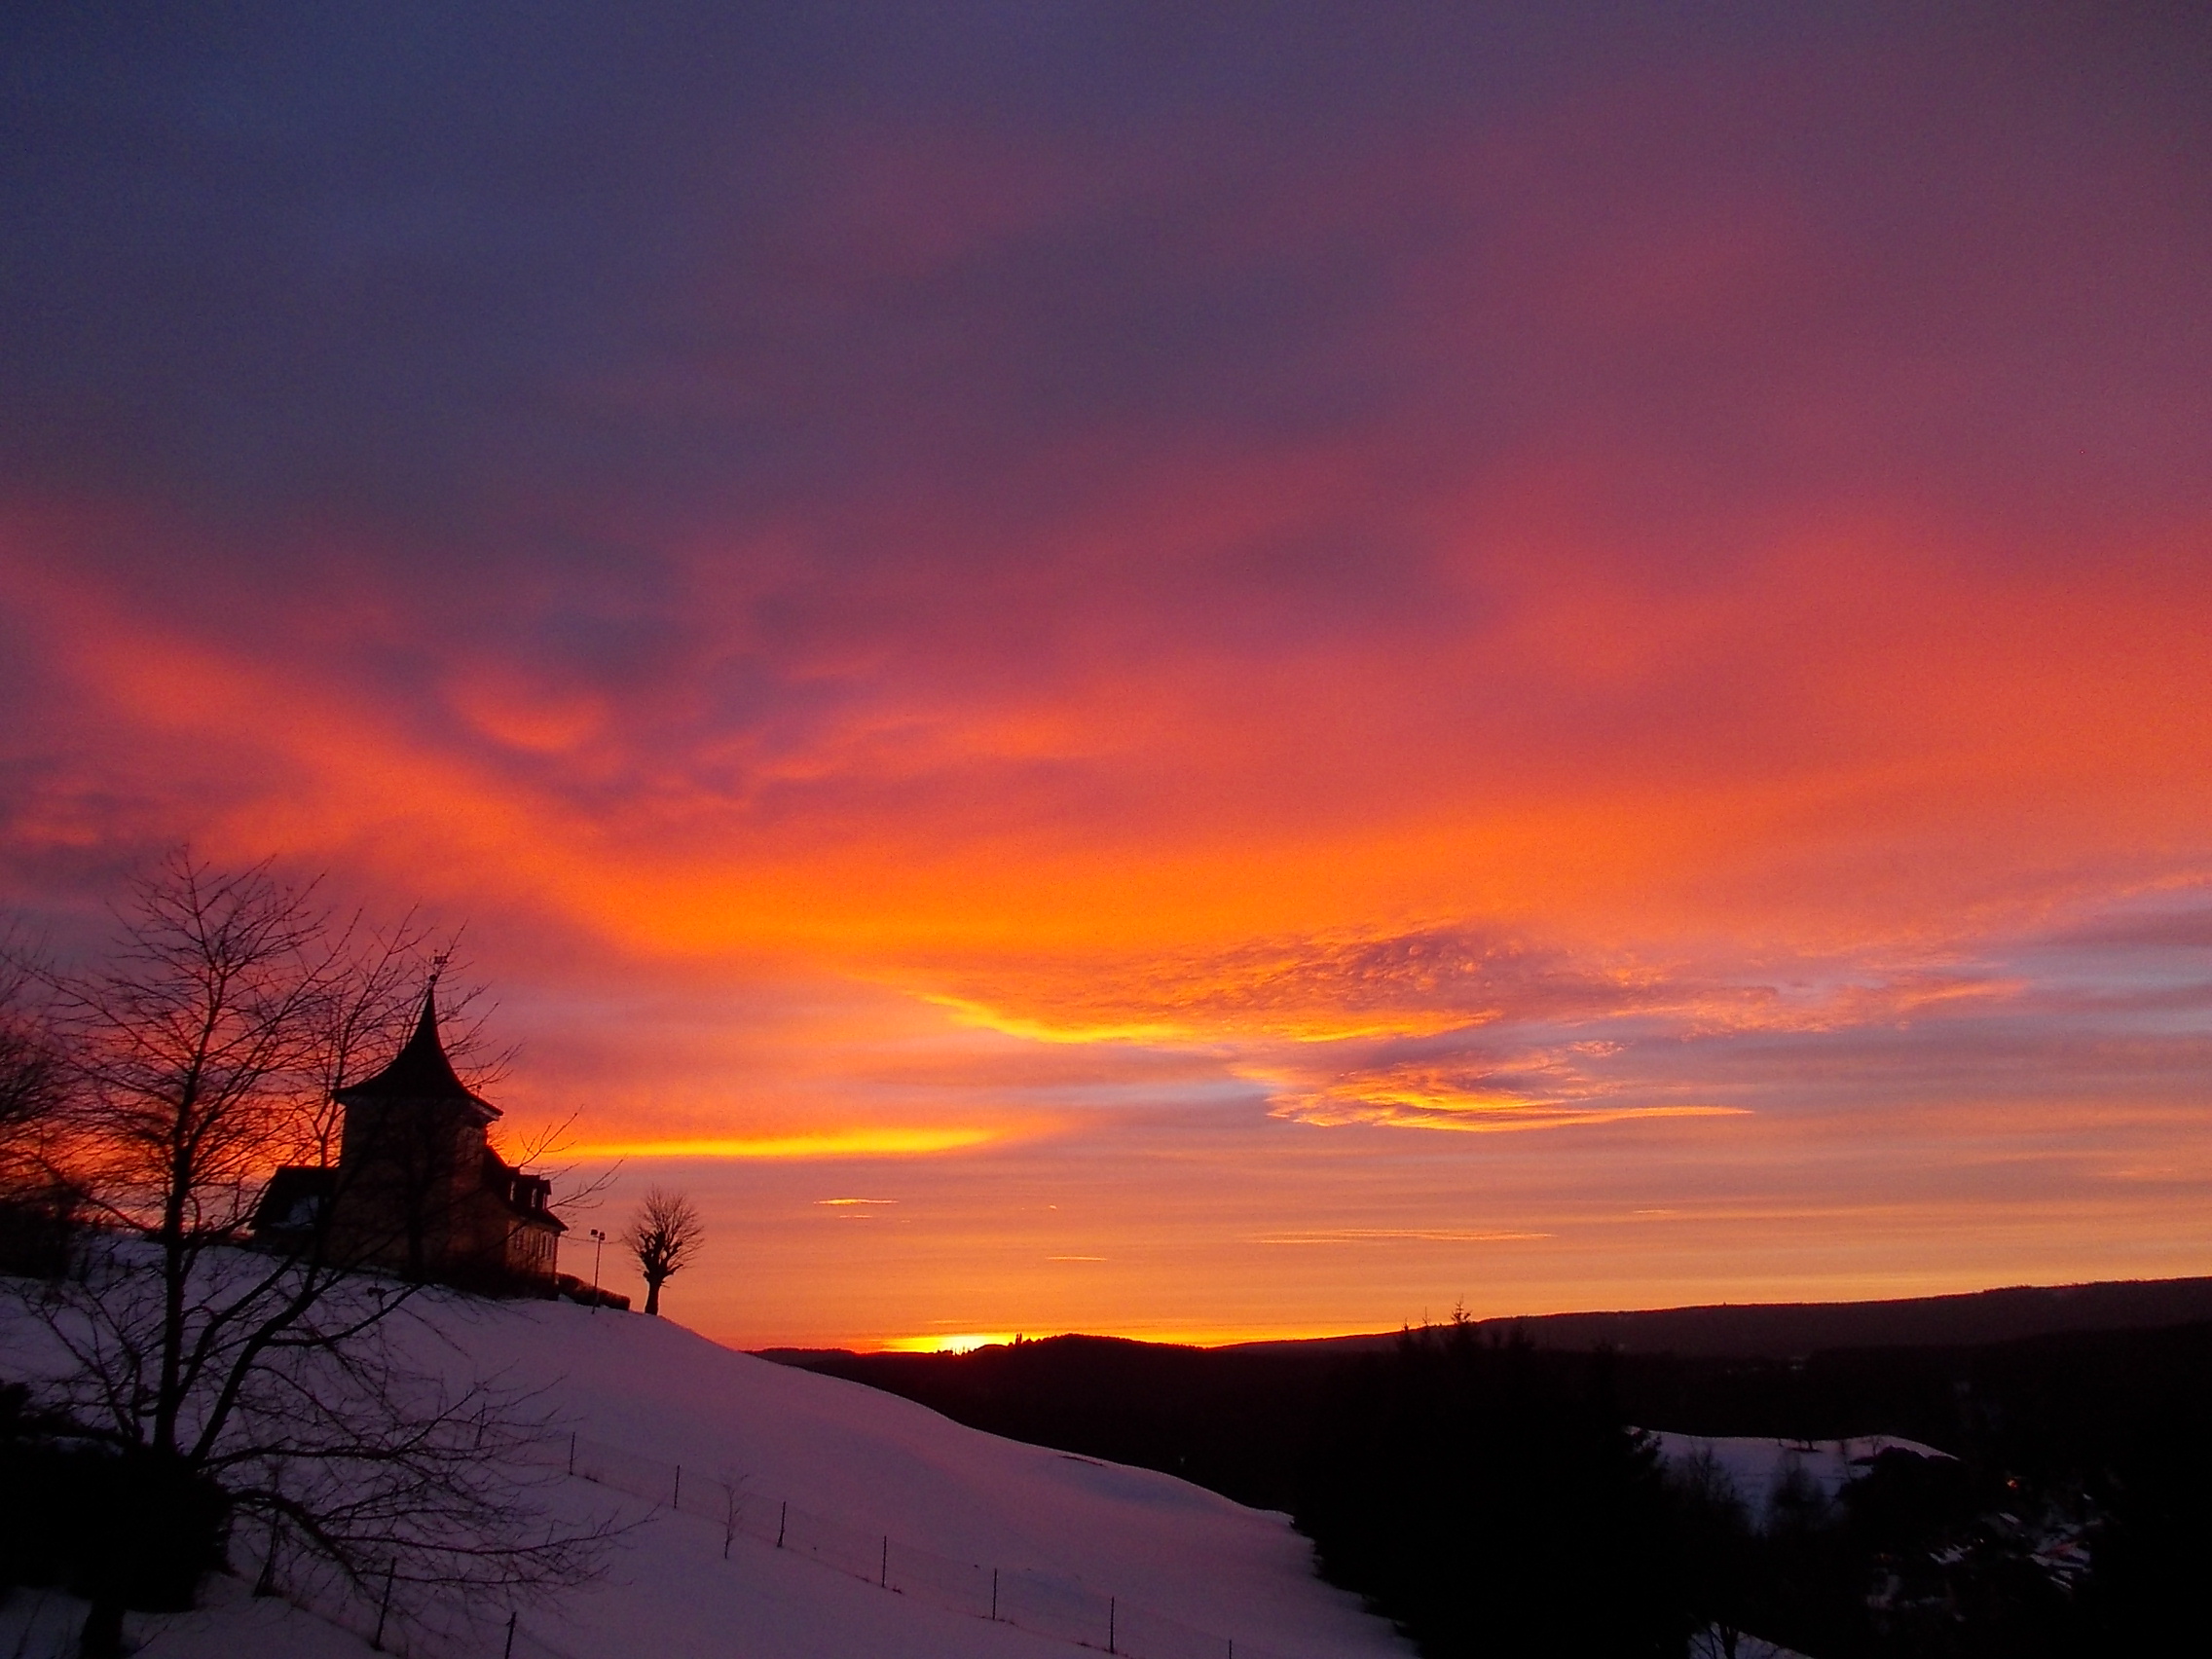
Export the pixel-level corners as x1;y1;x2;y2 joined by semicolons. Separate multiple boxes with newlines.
569;1127;999;1161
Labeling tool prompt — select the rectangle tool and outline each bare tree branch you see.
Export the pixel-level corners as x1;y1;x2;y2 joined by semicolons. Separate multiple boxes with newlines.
1;853;614;1655
495;1109;621;1219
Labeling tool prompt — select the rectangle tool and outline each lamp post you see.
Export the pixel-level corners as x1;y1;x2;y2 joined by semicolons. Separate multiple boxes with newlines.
588;1228;607;1311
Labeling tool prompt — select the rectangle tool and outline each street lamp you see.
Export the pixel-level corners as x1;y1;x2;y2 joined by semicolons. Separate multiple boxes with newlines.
588;1228;607;1312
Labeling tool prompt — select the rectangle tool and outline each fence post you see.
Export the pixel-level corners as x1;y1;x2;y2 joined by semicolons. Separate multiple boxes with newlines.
503;1610;518;1659
372;1564;395;1651
529;1428;1285;1659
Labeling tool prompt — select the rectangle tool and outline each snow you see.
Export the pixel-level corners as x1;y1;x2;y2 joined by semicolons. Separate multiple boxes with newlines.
1;1576;379;1659
1650;1431;1952;1527
1687;1632;1807;1659
1;1287;1410;1659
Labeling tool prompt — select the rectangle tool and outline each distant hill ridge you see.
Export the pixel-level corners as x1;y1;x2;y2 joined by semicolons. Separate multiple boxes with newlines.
1218;1275;2212;1359
757;1274;2212;1518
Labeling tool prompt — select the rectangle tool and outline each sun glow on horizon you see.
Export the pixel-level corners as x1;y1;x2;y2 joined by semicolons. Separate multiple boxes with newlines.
879;1331;1023;1354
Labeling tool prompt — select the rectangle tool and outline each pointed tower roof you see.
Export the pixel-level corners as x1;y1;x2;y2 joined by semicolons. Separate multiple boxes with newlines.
334;978;499;1120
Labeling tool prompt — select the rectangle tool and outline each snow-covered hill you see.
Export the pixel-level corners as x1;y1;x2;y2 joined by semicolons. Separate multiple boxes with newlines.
2;1292;1411;1659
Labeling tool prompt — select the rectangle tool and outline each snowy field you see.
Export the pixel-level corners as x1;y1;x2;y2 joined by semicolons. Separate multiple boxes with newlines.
1650;1430;1952;1527
1;1290;1411;1659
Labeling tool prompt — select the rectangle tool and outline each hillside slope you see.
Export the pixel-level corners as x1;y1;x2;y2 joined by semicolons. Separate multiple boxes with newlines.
2;1288;1409;1659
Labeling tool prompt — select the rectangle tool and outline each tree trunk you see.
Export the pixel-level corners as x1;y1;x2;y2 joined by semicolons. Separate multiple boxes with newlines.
255;1515;283;1597
80;1595;125;1659
644;1276;661;1315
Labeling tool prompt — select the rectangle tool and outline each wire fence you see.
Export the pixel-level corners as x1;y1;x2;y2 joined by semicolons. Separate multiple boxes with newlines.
256;1427;1333;1659
562;1430;1317;1659
263;1555;585;1659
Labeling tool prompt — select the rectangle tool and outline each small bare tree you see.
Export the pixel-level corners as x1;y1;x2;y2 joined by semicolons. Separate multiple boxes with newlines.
622;1187;703;1316
5;854;611;1656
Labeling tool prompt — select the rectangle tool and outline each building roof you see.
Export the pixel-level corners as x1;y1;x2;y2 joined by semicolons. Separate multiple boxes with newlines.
482;1147;568;1233
249;1165;337;1234
334;980;500;1119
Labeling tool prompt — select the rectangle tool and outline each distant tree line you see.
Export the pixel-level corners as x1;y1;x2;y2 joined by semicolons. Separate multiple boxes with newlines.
778;1314;2212;1655
1298;1314;1681;1656
1298;1319;2157;1657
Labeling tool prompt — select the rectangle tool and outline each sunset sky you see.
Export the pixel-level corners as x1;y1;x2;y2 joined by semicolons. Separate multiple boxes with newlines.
4;3;2208;1348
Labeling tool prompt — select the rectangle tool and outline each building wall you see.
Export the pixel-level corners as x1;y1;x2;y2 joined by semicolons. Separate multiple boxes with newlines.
504;1216;560;1279
329;1098;554;1285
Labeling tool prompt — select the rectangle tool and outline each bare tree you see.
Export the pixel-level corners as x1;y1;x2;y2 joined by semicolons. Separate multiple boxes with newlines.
622;1187;704;1316
1669;1444;1754;1659
0;936;75;1273
51;859;352;1339
0;939;62;1175
5;854;610;1656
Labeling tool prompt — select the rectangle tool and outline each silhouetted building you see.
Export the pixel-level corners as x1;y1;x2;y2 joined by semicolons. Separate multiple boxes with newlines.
0;1182;79;1279
251;981;563;1289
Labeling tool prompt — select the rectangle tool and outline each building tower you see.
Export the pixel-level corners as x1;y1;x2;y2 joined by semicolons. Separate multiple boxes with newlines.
314;977;564;1286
